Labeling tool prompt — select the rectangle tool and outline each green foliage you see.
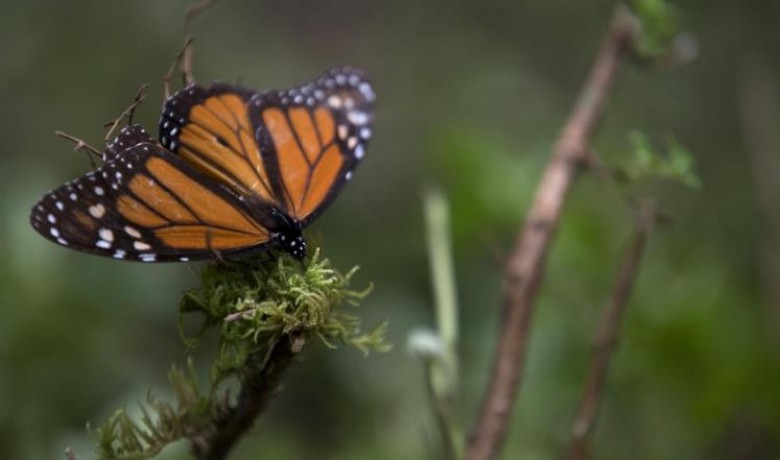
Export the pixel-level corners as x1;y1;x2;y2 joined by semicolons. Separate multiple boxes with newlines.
631;0;681;58
89;249;387;459
617;131;701;190
90;361;215;460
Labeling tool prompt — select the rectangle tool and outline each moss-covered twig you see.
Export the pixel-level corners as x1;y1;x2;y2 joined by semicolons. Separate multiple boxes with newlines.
89;249;388;460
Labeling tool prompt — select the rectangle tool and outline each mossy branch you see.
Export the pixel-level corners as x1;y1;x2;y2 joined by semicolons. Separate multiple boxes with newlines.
86;249;388;460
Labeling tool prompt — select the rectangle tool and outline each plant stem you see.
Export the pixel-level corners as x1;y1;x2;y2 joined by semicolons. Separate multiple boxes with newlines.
568;201;658;460
424;186;464;457
194;334;306;460
466;6;640;460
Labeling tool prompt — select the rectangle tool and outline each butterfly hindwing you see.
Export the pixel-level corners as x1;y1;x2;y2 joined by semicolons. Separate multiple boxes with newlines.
30;140;272;262
160;67;375;226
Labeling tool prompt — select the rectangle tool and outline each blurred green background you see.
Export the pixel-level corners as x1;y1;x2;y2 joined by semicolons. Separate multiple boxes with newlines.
2;0;780;458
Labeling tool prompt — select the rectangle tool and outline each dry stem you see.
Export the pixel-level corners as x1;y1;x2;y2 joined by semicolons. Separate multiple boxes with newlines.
567;201;659;459
466;7;640;459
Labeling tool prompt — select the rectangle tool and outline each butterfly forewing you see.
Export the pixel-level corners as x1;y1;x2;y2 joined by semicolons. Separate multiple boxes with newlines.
30;138;272;262
159;84;280;206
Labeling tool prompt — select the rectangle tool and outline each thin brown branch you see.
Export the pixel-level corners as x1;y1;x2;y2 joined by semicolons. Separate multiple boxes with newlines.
466;7;640;460
568;200;659;460
55;130;102;168
193;333;306;460
181;0;219;87
103;84;149;143
163;37;195;100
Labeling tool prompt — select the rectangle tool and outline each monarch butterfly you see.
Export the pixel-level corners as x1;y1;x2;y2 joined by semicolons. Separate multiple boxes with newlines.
29;67;375;262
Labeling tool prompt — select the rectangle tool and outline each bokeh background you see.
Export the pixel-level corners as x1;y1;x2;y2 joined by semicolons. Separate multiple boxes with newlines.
2;0;780;458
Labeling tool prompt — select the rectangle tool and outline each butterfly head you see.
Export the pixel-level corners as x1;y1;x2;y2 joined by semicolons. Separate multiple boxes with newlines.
273;229;307;260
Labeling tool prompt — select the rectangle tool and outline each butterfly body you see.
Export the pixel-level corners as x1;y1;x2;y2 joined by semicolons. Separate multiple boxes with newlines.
30;68;374;262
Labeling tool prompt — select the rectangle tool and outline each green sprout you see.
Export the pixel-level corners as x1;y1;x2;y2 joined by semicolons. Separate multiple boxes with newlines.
618;131;701;190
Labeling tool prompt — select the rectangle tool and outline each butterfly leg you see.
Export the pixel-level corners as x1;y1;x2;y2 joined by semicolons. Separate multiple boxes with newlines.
204;228;227;264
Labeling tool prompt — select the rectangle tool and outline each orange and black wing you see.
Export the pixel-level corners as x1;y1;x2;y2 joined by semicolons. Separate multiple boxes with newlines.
29;126;273;262
159;67;375;226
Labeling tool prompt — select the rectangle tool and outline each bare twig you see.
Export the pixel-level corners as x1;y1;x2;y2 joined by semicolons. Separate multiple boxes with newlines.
163;0;218;99
103;84;149;143
55;131;102;158
568;200;660;460
737;57;780;338
181;0;219;86
466;7;640;460
163;37;195;100
55;130;102;168
193;334;306;460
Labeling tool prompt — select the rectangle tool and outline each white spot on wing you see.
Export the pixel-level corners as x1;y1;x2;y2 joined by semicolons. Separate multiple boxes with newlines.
358;82;375;102
328;95;342;108
347;110;369;126
338;125;348;140
134;241;151;251
99;228;114;242
89;204;106;218
125;226;141;238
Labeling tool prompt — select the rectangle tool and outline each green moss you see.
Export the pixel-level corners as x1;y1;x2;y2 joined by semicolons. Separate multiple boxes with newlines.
90;249;388;459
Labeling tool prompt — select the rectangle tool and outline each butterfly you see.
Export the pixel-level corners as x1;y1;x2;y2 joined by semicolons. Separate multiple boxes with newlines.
29;67;375;262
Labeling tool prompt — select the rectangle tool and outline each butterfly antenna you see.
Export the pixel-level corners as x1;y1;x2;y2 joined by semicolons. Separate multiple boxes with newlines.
103;84;150;144
55;130;102;169
163;37;195;101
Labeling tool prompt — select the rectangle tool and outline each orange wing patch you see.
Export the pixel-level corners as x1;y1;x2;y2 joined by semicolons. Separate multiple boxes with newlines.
262;106;345;220
178;94;275;202
117;195;169;227
145;157;266;237
300;144;343;217
154;225;267;250
114;156;272;253
128;173;196;223
289;108;321;162
314;107;335;145
263;107;310;212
